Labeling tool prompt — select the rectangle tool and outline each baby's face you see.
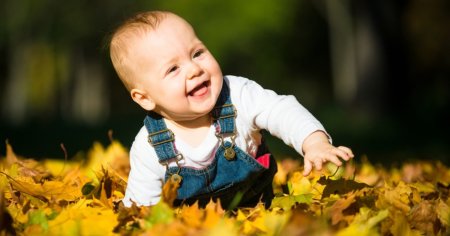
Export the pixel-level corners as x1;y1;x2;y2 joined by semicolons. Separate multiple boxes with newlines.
130;14;223;122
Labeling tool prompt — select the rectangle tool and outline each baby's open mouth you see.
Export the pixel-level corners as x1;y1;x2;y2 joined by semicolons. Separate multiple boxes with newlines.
188;81;209;97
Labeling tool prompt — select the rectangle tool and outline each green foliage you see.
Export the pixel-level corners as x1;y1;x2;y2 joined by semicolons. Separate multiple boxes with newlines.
27;210;49;231
143;202;175;229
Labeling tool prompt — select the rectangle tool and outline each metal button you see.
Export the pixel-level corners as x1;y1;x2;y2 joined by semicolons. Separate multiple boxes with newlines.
224;147;236;160
170;173;182;184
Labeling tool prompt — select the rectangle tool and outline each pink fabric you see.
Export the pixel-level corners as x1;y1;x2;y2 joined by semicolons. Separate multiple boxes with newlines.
256;153;270;168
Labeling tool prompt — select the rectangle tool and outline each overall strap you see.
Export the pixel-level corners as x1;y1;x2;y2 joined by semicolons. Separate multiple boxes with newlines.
143;79;236;164
211;80;236;135
144;112;180;164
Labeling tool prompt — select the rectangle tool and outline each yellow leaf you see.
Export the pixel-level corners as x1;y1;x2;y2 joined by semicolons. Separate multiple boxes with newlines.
6;201;28;224
289;172;312;195
336;208;388;236
98;181;112;208
271;194;313;210
263;210;291;236
202;199;225;229
179;202;203;228
5;140;18;166
5;172;83;203
0;172;7;191
355;157;380;185
384;181;411;213
112;190;124;200
3;139;450;235
390;213;422;236
161;177;180;207
105;141;130;179
204;218;239;236
273;162;288;186
47;199;118;236
5;175;49;202
43;180;82;202
377;181;412;213
241;219;255;235
273;158;300;187
240;205;290;235
328;192;357;225
236;209;247;221
389;168;402;183
83;141;130;180
43;159;79;177
437;199;449;226
251;214;268;232
410;182;435;194
144;221;187;236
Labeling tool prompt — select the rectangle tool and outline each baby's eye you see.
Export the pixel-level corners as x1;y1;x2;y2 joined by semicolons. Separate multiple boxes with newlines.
193;49;205;58
167;65;178;74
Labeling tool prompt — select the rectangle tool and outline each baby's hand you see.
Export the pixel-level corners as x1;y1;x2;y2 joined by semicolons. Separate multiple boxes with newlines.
302;131;354;176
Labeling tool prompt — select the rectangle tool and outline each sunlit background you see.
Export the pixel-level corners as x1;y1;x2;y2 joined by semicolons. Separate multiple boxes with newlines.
1;0;449;165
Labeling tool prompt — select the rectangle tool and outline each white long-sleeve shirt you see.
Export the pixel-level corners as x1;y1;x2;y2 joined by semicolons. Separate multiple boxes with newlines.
122;75;327;207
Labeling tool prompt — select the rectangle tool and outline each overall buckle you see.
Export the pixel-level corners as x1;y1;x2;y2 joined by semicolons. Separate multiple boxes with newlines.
147;129;175;146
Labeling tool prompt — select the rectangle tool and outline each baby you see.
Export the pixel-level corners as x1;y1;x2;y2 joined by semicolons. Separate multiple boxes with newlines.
109;11;354;208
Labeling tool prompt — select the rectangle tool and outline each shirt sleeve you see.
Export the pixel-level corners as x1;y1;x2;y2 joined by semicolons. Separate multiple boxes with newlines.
228;75;330;155
122;127;165;207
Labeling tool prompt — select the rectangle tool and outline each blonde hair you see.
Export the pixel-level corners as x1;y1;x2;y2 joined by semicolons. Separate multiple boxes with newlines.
109;11;170;91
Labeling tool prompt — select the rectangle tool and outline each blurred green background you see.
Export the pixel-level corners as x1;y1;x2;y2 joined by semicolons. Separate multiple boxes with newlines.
1;0;449;165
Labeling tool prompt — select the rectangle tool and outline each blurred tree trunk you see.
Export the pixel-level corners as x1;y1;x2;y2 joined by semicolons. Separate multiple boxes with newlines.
325;0;387;115
325;0;357;106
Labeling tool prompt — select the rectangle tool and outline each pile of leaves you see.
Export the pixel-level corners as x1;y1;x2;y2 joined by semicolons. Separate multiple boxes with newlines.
1;140;449;235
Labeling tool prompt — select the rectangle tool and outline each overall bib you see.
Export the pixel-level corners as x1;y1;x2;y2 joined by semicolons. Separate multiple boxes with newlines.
144;82;277;208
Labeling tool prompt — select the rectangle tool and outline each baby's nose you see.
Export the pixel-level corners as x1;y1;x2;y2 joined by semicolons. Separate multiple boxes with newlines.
187;62;203;79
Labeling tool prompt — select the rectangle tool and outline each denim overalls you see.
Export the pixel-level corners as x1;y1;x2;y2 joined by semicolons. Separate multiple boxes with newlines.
144;81;277;208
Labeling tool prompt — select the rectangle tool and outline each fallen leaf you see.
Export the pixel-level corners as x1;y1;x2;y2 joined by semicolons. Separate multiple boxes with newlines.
179;202;203;228
436;199;449;226
390;213;422;236
271;194;313;210
161;178;180;207
289;172;312;195
203;199;225;229
336;208;388;236
328;192;357;225
318;177;371;198
408;200;440;235
0;189;15;235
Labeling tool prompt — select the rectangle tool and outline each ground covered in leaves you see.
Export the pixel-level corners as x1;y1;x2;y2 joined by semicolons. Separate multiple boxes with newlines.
0;140;449;235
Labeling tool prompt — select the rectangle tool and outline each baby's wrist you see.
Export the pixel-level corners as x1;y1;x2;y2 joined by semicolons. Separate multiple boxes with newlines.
302;131;330;154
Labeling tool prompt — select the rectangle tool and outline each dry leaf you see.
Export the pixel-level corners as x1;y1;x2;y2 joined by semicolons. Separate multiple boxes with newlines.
328;192;357;225
390;212;422;236
1;140;449;235
161;178;180;207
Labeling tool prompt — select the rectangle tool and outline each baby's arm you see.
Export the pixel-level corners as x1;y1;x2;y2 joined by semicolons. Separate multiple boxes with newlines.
122;128;165;207
301;131;354;176
124;162;162;206
228;76;353;177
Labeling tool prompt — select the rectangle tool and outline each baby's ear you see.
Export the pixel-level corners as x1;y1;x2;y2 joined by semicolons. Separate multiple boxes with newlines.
130;88;156;111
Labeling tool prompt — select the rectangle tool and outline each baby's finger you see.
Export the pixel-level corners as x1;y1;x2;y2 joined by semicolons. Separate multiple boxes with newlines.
326;155;343;166
313;159;323;171
303;160;313;176
338;146;354;158
332;147;352;161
